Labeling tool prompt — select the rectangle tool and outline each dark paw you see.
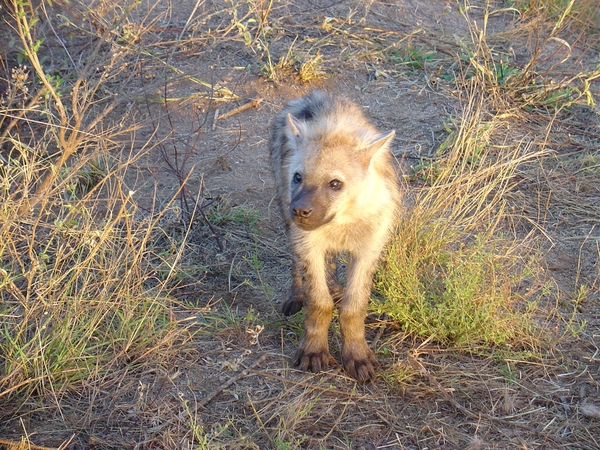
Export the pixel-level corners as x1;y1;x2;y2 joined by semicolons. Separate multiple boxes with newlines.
294;347;333;373
342;350;377;382
282;296;303;316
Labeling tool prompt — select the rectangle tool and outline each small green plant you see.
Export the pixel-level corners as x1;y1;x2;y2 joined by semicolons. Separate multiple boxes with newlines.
243;249;274;303
578;151;600;174
207;201;261;231
63;157;109;199
380;360;418;388
375;233;533;346
387;46;437;70
298;51;326;82
499;361;519;385
229;0;279;81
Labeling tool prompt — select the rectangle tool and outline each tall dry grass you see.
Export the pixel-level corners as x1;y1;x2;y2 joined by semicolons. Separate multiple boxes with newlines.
375;86;548;348
375;0;599;349
0;0;196;407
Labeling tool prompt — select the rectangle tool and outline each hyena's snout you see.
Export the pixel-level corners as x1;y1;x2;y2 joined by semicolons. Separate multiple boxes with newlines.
290;187;334;230
292;199;313;219
292;199;314;219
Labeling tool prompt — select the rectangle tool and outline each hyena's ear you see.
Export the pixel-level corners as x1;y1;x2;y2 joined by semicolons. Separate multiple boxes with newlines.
286;113;303;140
360;130;395;166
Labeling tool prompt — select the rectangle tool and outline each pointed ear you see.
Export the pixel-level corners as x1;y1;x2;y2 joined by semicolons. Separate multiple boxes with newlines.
360;130;395;166
368;130;395;154
286;113;303;139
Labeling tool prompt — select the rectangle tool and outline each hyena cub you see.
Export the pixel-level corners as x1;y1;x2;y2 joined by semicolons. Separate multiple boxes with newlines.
270;90;401;382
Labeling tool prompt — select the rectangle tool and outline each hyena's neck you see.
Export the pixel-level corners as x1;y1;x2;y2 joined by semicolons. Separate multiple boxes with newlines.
293;213;393;256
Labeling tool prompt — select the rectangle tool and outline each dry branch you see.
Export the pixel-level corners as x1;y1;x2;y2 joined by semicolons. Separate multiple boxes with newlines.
146;354;270;434
216;98;263;122
199;353;269;407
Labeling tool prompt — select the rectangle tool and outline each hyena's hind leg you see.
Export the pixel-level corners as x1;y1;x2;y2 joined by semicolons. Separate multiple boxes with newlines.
282;254;342;317
325;254;343;304
282;253;304;316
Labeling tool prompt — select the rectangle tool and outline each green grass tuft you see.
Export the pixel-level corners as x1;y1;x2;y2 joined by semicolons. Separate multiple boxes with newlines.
375;231;533;347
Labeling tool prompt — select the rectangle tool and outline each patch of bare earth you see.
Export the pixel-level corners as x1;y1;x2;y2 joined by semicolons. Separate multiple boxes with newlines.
1;0;599;449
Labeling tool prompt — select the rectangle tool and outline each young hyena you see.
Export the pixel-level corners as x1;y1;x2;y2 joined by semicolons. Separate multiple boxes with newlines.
269;90;401;382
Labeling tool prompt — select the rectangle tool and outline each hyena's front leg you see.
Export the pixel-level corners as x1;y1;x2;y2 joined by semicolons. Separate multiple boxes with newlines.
294;254;334;373
339;253;379;382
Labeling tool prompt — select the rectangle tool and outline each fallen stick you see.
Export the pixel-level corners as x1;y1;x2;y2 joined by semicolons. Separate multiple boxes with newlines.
216;98;263;122
199;353;269;407
147;353;270;434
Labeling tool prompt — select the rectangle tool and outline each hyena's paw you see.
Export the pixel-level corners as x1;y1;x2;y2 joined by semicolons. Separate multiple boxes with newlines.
294;343;333;374
282;295;303;316
342;347;378;382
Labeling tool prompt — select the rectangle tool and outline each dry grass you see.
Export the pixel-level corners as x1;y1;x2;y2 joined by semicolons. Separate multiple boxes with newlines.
375;0;599;351
375;93;549;348
0;0;599;448
0;0;210;445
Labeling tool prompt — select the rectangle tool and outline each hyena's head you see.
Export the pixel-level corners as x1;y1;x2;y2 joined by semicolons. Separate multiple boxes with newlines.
285;113;395;231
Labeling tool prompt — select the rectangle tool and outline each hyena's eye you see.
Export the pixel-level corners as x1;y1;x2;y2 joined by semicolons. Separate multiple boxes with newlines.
329;179;342;190
293;172;302;184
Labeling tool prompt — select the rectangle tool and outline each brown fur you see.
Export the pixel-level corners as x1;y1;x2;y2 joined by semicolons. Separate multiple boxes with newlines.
269;91;401;381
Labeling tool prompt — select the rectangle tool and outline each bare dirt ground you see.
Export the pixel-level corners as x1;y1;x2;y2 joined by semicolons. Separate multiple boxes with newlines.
1;0;600;449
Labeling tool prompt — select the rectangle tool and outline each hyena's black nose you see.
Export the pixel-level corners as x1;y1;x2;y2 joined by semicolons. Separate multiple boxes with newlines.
293;206;313;218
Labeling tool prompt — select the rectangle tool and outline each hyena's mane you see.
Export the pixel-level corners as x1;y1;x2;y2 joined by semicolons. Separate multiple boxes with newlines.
291;93;326;121
290;92;380;152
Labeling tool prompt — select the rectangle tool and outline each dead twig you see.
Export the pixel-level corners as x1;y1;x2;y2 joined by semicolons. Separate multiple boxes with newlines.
199;353;269;407
247;368;356;397
216;98;263;122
